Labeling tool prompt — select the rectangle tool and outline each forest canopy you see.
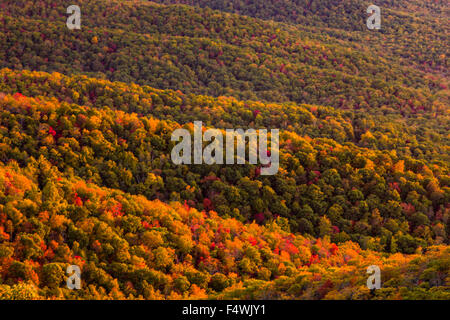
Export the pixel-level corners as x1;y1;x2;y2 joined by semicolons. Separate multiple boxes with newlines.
0;0;448;300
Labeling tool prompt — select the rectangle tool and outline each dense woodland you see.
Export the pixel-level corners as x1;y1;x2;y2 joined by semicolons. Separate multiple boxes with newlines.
0;162;448;299
0;0;448;299
1;1;448;107
154;0;449;74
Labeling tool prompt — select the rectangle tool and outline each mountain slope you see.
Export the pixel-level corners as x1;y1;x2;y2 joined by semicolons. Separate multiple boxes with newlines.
0;83;448;253
0;158;449;300
0;0;447;112
1;68;448;164
153;0;449;75
0;0;448;300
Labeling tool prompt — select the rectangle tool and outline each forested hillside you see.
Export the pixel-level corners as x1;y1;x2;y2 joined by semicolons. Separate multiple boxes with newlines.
0;0;448;300
1;68;448;164
0;162;448;299
1;0;447;108
0;72;448;299
154;0;449;74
